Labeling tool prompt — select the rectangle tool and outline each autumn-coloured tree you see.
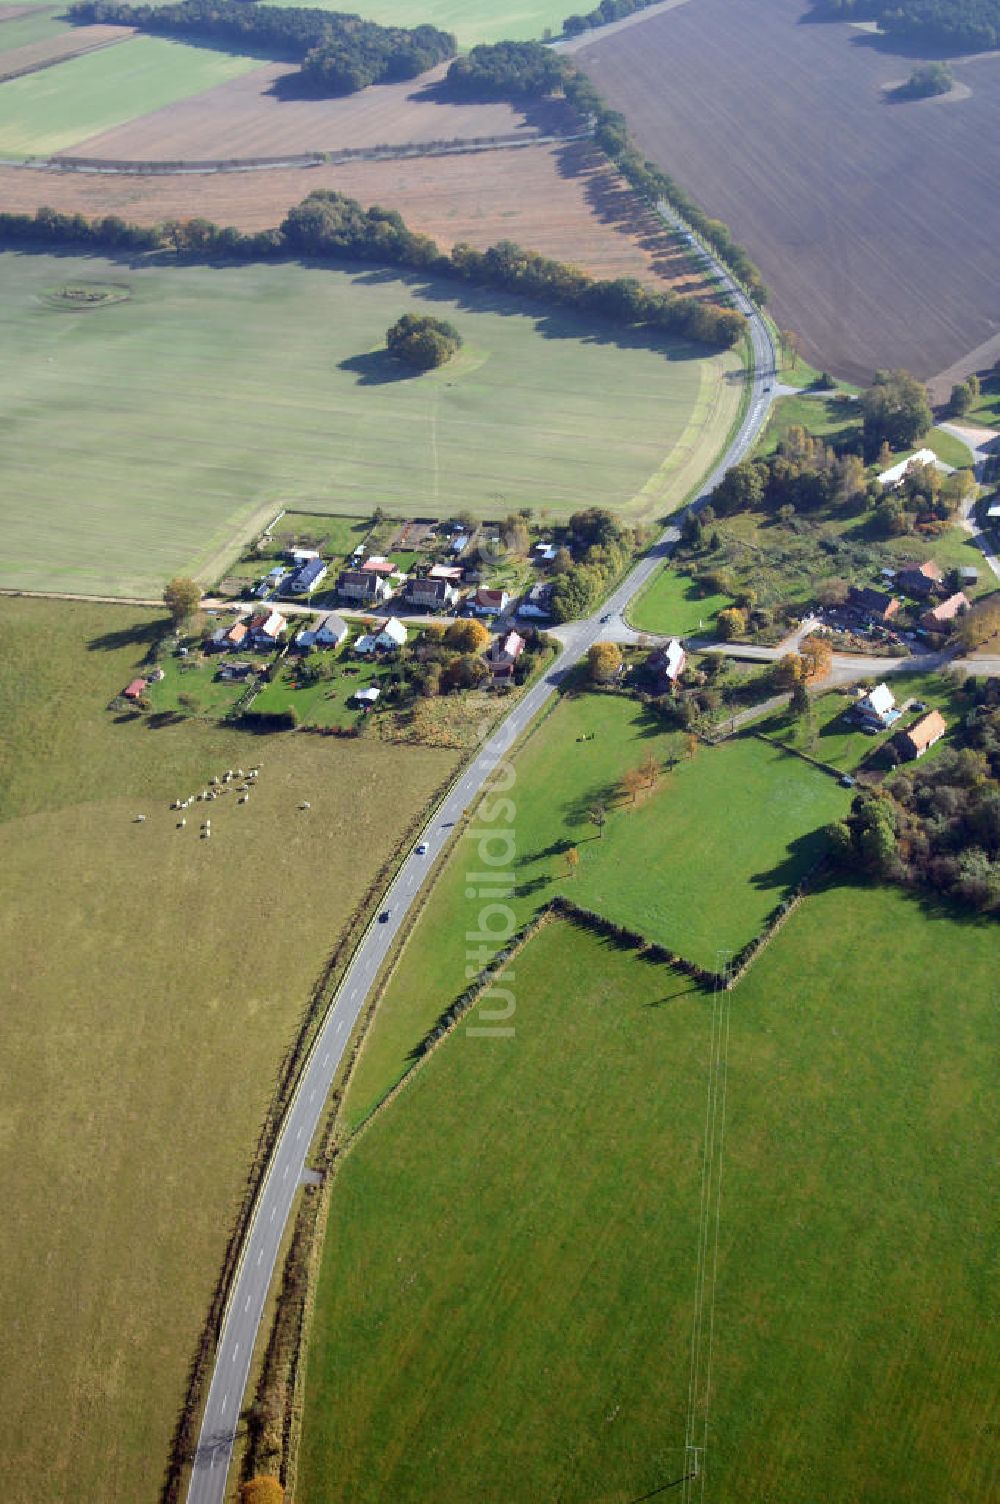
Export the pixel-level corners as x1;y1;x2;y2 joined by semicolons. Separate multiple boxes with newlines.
240;1478;284;1504
715;606;748;642
621;767;645;804
565;845;580;877
771;653;804;691
163;576;201;626
444;617;490;654
686;732;699;760
587;640;623;684
639;753;660;788
800;632;833;682
780;328;800;369
588;801;607;839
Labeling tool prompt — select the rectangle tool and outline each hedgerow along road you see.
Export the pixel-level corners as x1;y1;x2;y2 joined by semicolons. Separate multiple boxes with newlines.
185;239;777;1504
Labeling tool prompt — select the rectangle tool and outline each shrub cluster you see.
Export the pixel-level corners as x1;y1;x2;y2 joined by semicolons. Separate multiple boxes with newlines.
68;1;456;94
386;312;462;369
547;508;643;621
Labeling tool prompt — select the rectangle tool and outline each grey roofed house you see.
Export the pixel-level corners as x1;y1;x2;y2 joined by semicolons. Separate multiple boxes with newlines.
337;568;390;602
297;611;349;651
403;575;457;609
518;582;553;619
847;585;901;623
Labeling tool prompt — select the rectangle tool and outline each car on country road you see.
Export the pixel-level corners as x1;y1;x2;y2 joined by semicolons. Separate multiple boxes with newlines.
416;842;428;855
379;910;391;923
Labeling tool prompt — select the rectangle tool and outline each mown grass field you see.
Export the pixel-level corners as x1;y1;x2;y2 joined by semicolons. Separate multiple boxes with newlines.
0;251;738;596
628;560;733;635
267;0;570;47
301;886;998;1503
0;33;259;157
0;597;458;1504
344;691;848;1125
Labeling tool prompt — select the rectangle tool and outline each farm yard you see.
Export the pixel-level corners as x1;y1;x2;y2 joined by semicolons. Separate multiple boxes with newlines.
343;690;848;1126
576;0;1000;386
0;33;260;158
0;143;713;297
0;250;740;597
302;885;998;1504
0;597;459;1504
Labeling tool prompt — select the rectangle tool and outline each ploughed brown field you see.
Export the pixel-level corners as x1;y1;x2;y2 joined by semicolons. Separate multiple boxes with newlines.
0;141;710;292
0;23;132;81
67;58;574;160
577;0;1000;385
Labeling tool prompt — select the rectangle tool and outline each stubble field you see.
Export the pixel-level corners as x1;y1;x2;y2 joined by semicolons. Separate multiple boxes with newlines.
0;597;459;1504
0;250;738;596
577;0;1000;385
0;142;711;293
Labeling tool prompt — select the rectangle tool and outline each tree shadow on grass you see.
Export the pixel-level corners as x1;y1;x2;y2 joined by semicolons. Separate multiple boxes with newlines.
749;827;834;895
337;349;415;386
87;619;163;653
146;711;186;729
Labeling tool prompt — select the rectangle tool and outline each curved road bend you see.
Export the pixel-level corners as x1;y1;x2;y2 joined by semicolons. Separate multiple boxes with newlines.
186;256;777;1504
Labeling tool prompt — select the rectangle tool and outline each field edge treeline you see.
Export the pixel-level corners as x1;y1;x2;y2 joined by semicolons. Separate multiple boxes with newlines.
0;195;746;348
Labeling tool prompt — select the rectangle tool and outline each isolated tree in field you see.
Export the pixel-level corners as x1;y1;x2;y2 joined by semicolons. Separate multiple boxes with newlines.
163;576;201;626
386;313;462;370
621;767;645;804
780;328;800;369
588;800;607;839
240;1479;284;1504
444;617;489;653
564;845;580;878
639;752;660;788
588;640;622;683
685;732;699;760
950;381;973;416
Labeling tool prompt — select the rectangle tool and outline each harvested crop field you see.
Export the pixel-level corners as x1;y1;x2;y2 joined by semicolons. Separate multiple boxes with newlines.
577;0;1000;385
0;143;711;293
0;23;132;82
68;58;573;161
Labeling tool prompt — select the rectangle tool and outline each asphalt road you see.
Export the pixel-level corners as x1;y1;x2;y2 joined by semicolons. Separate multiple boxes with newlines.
185;238;777;1504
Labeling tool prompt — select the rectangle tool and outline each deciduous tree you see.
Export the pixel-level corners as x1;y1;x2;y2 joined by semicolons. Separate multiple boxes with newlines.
444;617;489;653
587;640;622;683
163;576;201;626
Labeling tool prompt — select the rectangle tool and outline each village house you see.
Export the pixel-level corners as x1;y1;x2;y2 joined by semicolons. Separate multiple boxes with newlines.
218;660;254;682
256;566;287;598
403;575;457;611
920;592;970;632
471;587;510;617
898;708;947;760
286;546;320;564
362;556;396;577
646;638;687;694
428;564;463;583
959;566;979;589
534;542;558;563
123;677;147;702
896;560;944;598
354;685;381;709
285;556;328;596
247;608;286;648
355;617;407;655
517;582;553;620
296;612;349;652
854;682;900;731
208;620;249;653
337;568;391;604
486;629;525;680
847;586;902;626
876;449;950;489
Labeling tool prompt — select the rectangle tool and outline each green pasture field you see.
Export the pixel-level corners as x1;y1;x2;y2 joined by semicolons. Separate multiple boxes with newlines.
301;886;998;1503
251;634;413;728
223;514;373;583
344;691;847;1124
0;597;458;1504
628;561;733;635
0;6;66;55
965;373;1000;429
0;34;259;157
267;0;570;47
759;670;968;774
0;252;738;597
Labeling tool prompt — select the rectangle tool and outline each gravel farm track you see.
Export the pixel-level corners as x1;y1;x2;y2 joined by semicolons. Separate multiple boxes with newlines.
577;0;1000;387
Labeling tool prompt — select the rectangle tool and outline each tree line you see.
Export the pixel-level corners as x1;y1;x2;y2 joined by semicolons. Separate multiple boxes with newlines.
0;192;744;349
68;1;456;94
810;0;1000;53
445;41;768;304
547;508;646;622
562;0;667;39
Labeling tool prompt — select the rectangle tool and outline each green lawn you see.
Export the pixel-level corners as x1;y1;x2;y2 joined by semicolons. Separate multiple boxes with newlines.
267;0;571;46
965;375;1000;429
344;691;848;1125
0;252;738;596
251;636;412;728
0;597;458;1504
0;34;259;157
757;391;862;456
629;561;733;635
301;885;997;1503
